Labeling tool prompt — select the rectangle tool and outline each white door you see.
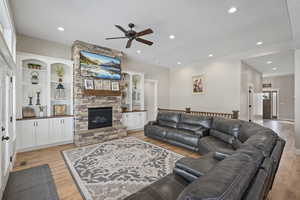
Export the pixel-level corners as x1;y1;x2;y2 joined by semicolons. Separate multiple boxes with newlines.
0;75;11;189
35;119;49;146
62;118;73;141
144;80;158;123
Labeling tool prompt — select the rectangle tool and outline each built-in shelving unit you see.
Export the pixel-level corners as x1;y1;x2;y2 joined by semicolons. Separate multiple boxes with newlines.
16;52;73;118
121;71;146;130
15;52;74;152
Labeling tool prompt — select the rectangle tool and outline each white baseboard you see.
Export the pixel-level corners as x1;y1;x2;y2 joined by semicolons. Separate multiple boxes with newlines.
17;140;73;153
295;149;300;155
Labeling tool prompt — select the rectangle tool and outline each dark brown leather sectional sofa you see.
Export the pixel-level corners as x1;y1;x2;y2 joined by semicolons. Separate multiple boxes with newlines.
124;111;285;200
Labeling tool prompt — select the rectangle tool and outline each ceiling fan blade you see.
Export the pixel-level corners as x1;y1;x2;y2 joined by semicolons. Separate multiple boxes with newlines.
136;28;153;37
136;38;153;46
126;38;134;48
115;25;127;34
106;36;128;40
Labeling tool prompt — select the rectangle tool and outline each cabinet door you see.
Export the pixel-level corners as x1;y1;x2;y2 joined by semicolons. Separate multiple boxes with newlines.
122;113;129;128
49;118;62;144
35;119;49;146
16;120;36;150
61;118;74;142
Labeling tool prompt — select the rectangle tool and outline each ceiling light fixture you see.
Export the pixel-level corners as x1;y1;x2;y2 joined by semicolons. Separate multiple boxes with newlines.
177;61;182;65
228;7;237;14
57;27;65;31
169;35;175;39
137;50;141;54
267;61;273;64
208;54;214;57
272;67;277;71
256;41;263;46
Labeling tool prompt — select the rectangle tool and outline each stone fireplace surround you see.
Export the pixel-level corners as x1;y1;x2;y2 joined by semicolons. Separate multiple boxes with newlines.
72;40;127;146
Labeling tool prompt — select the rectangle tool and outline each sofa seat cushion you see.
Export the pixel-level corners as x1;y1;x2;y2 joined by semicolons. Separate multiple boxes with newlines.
145;125;167;138
165;129;200;147
124;174;188;200
198;136;236;155
177;153;258;200
174;153;219;182
157;112;181;128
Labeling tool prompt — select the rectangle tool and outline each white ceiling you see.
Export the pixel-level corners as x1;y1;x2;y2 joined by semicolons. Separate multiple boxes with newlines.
10;0;294;68
243;51;295;77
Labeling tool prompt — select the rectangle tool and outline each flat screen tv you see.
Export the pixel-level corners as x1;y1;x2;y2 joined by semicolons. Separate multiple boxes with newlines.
80;50;121;80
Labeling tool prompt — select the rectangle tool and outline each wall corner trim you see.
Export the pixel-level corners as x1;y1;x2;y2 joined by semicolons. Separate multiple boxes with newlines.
295;149;300;156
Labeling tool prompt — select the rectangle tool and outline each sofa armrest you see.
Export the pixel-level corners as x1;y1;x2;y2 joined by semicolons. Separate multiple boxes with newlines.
213;152;231;161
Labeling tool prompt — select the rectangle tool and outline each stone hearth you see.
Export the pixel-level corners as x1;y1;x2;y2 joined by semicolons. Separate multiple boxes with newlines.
72;40;127;146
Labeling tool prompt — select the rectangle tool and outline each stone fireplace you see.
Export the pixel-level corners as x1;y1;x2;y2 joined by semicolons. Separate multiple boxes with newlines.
88;107;112;129
72;41;127;146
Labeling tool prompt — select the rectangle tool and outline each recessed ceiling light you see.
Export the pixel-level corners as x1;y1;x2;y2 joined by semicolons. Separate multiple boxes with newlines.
228;7;237;14
57;27;65;31
267;61;273;64
137;50;141;54
208;54;214;57
272;67;277;71
169;35;175;39
256;41;263;46
177;61;181;65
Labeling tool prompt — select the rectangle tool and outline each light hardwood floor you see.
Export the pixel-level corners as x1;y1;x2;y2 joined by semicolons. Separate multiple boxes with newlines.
13;120;300;200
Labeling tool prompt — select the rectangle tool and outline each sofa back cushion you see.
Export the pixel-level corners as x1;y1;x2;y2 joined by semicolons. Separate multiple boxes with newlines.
177;153;257;200
212;118;241;138
242;131;278;157
157;112;181;128
210;130;241;149
237;120;267;142
178;114;212;132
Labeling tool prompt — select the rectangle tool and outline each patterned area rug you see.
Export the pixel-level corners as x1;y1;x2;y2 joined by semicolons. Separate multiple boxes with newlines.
62;137;183;200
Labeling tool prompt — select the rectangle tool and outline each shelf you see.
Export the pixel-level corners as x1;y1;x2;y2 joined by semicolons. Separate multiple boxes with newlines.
51;81;71;84
16;115;74;121
23;68;47;72
83;89;121;96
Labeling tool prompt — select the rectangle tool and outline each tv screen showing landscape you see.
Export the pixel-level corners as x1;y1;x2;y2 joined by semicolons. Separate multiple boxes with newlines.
80;50;121;80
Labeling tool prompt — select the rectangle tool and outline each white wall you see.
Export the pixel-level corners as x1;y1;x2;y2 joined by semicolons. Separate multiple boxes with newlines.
240;62;263;121
169;59;241;114
295;49;300;152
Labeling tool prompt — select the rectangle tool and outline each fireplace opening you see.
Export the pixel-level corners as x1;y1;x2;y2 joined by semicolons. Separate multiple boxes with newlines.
88;107;112;129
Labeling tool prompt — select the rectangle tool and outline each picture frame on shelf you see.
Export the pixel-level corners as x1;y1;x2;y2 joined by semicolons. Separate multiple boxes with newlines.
84;79;94;90
94;79;103;90
102;80;111;90
53;104;67;116
111;81;120;91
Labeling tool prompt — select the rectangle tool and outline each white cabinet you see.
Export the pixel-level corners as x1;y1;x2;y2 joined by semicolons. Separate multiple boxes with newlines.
17;120;36;149
35;119;49;146
17;117;73;152
49;117;73;143
122;112;146;131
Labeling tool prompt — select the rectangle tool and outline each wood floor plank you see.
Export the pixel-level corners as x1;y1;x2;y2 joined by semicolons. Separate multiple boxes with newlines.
13;121;300;200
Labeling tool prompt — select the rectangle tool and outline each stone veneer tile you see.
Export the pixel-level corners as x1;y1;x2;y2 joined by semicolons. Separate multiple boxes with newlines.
72;41;127;146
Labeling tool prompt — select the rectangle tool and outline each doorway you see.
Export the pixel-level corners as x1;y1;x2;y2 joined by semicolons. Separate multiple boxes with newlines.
144;79;158;123
263;90;278;119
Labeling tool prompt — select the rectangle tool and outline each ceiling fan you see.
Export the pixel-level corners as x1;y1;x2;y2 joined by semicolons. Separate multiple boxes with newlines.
106;23;153;48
